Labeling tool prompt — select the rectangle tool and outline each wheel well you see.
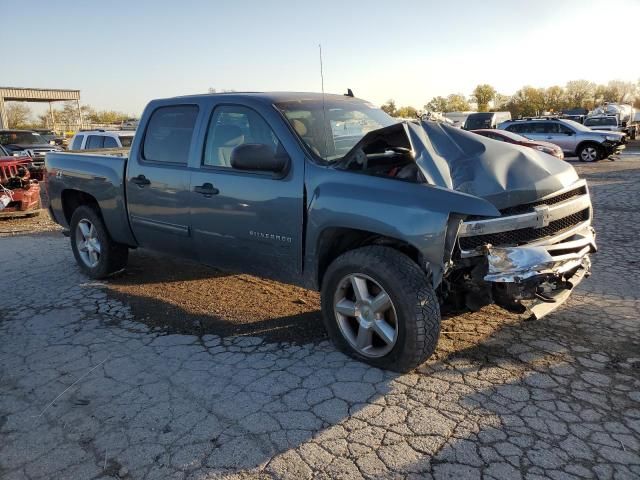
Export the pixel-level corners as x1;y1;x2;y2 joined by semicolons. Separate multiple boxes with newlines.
316;227;422;287
576;141;602;154
61;189;100;225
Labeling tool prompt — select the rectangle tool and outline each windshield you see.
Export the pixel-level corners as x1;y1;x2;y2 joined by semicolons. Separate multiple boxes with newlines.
555;119;587;132
584;117;617;127
0;131;48;145
119;135;134;147
464;113;494;130
275;99;396;162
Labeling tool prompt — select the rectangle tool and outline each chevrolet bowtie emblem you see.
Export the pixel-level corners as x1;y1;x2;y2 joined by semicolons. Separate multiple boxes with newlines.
533;205;551;228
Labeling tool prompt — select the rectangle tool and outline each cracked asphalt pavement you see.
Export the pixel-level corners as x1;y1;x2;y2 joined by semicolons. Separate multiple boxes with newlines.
1;155;639;479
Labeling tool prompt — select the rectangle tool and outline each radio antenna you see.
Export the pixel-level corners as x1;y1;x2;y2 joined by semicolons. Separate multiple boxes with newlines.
319;43;329;159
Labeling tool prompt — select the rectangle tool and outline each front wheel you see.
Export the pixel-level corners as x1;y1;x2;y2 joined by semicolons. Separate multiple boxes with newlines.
70;205;128;279
578;144;601;162
320;246;441;372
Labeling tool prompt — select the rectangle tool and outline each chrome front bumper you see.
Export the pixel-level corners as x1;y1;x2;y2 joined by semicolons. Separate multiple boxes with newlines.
456;180;596;319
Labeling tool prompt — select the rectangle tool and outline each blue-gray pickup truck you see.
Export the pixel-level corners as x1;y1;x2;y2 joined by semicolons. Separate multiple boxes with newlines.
45;92;596;371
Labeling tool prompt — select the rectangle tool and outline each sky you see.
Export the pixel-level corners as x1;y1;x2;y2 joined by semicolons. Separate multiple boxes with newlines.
2;0;639;116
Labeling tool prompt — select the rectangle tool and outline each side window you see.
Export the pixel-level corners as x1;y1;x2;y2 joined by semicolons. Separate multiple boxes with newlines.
86;135;104;149
203;105;281;168
103;136;118;148
543;123;560;134
528;123;547;134
143;105;199;164
71;135;84;150
558;124;574;135
506;124;523;133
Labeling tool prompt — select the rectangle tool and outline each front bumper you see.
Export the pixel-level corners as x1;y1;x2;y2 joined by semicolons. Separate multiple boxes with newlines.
484;224;596;318
603;141;626;155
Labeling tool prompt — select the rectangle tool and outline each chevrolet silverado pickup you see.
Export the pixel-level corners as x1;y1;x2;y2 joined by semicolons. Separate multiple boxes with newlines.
45;92;596;371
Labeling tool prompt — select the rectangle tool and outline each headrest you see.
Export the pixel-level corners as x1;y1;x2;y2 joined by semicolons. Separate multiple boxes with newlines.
291;118;308;136
214;125;244;145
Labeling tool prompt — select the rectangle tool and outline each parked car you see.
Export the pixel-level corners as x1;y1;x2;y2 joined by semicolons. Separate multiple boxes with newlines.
499;117;625;162
472;129;564;159
584;103;638;140
0;146;41;217
33;129;65;147
0;129;62;180
46;92;596;371
463;111;512;130
68;130;135;151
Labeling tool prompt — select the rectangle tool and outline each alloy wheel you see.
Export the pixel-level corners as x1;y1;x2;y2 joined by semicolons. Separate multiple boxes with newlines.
333;273;398;358
75;219;101;268
580;146;598;162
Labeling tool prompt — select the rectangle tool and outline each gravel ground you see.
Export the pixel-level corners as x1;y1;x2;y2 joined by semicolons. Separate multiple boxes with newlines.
0;152;639;479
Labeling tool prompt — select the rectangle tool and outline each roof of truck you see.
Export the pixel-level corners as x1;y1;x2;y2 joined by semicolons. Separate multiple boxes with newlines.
172;91;368;103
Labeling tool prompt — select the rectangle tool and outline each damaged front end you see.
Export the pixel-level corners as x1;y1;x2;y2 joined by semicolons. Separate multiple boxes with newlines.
336;119;596;319
453;178;596;318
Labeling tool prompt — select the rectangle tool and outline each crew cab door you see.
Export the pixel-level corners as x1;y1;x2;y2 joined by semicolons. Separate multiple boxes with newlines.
126;104;199;258
189;102;304;282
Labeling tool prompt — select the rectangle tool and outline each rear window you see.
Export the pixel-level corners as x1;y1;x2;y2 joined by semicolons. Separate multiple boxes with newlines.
464;113;494;130
119;136;134;147
86;135;104;149
143;105;198;164
103;136;118;148
584;117;617;127
71;135;84;150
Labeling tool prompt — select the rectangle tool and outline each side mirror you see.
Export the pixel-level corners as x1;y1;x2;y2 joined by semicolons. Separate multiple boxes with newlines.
230;144;289;174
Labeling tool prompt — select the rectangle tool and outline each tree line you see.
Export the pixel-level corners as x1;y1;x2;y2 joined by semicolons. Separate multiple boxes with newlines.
382;79;640;119
4;102;133;130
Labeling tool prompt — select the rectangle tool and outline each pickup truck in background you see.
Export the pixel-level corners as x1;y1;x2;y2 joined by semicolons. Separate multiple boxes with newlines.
45;92;597;371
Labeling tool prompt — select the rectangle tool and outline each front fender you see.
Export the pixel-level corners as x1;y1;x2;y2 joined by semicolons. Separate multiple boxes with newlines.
305;165;500;288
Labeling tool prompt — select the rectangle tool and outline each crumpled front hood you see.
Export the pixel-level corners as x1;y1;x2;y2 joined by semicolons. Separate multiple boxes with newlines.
406;121;579;209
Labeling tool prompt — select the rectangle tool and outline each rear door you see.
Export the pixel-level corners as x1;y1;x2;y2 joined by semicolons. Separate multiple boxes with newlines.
126;104;199;258
188;102;304;281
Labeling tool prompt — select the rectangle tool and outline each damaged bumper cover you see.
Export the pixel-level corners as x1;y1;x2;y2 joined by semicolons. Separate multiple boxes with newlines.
484;225;596;319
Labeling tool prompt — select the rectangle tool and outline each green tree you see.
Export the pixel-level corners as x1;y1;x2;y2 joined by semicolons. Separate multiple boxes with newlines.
492;93;510;111
380;99;397;117
6;103;32;128
564;80;595;108
544;86;566;112
472;84;497;112
446;93;471;112
505;86;546;118
424;96;448;112
395;106;418;118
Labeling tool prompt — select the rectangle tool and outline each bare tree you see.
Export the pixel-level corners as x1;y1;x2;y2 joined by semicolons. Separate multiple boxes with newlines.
6;103;32;128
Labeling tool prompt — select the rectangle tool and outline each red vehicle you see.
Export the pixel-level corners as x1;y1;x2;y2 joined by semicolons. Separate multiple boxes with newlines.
472;128;564;160
0;145;41;218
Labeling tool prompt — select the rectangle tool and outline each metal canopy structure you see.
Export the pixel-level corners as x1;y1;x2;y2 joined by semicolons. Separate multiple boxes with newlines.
0;87;82;130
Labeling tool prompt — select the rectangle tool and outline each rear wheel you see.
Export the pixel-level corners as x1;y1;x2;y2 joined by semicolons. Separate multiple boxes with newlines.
321;246;441;372
578;143;601;162
70;205;128;279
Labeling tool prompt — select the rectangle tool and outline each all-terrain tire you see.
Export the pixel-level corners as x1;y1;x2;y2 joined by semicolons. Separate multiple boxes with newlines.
320;246;441;372
70;205;128;279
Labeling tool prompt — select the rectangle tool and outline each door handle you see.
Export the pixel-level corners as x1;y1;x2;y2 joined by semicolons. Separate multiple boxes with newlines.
131;174;151;186
194;183;219;196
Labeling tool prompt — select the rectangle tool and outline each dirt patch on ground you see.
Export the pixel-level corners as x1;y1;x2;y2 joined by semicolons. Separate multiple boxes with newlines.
104;250;325;343
0;209;61;236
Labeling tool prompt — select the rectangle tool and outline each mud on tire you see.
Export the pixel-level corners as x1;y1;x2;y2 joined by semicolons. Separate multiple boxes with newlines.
321;246;441;372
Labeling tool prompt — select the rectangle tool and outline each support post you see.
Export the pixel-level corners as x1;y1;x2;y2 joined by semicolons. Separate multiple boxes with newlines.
49;102;56;131
76;99;84;131
0;96;7;129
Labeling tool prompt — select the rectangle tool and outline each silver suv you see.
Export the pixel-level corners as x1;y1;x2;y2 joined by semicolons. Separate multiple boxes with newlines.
499;118;625;162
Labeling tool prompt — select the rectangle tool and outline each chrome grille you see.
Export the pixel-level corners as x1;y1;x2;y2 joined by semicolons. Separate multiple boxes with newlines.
459;208;589;250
